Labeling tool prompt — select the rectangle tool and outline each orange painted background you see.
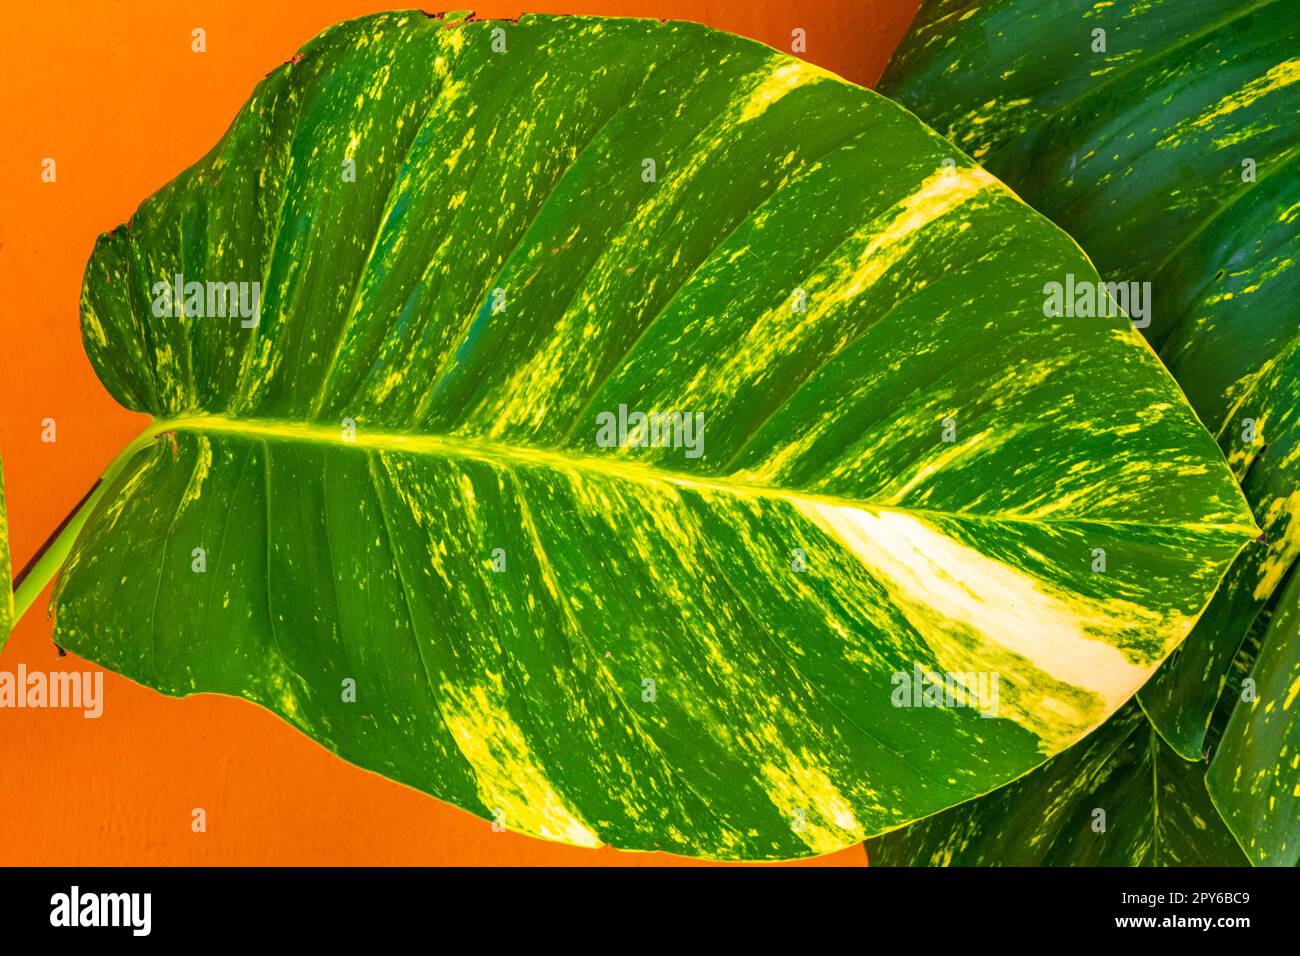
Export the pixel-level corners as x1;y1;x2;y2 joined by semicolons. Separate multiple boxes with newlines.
0;0;919;865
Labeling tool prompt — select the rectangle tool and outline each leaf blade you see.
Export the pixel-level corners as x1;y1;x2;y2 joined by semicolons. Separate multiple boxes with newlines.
60;11;1256;859
866;702;1251;866
1208;562;1300;866
881;0;1299;864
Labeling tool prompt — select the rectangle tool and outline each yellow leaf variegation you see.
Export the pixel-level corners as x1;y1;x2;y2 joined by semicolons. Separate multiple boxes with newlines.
38;11;1258;859
879;0;1299;866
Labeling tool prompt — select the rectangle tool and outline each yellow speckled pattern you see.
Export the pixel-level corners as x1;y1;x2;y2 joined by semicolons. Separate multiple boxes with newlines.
59;11;1259;859
881;0;1299;866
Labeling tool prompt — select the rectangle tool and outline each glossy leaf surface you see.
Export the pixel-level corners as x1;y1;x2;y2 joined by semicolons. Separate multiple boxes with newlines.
881;0;1298;865
59;11;1255;859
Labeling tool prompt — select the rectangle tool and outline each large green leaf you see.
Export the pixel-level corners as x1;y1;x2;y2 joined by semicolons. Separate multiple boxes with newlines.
881;0;1299;864
867;560;1292;868
866;701;1250;866
54;11;1254;860
1208;563;1300;865
866;597;1283;866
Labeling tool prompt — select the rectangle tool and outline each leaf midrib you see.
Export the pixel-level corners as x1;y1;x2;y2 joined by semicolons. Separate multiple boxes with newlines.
126;414;1260;536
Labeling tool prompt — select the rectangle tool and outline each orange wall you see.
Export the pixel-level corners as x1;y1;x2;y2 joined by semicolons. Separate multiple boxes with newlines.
0;0;918;866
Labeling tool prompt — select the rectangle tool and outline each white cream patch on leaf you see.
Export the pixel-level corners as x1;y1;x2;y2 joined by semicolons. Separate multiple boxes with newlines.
793;503;1156;722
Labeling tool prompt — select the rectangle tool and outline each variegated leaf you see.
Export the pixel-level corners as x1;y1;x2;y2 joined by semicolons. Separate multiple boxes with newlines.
881;0;1299;865
48;11;1255;860
866;701;1250;866
1208;562;1300;865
